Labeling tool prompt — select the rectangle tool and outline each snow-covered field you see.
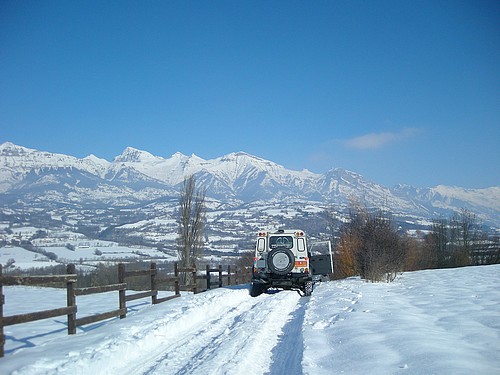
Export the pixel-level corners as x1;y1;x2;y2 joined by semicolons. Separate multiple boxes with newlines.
1;265;499;374
0;245;176;271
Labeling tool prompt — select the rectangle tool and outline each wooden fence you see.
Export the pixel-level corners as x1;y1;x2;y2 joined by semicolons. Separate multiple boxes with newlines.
0;262;251;357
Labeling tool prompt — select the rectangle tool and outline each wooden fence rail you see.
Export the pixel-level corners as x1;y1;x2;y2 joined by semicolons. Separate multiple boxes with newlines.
0;264;78;357
0;262;252;358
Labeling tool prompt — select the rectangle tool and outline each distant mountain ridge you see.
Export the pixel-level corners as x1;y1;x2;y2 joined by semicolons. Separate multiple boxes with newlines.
1;142;499;227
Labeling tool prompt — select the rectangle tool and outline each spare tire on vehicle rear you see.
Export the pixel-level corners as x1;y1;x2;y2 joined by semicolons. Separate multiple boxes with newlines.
267;248;295;275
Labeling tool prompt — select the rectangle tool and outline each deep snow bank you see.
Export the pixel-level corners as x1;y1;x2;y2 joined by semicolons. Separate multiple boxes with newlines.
302;265;500;375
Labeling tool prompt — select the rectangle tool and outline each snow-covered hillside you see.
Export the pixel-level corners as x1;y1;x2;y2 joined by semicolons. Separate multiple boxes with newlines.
0;244;176;271
2;265;499;374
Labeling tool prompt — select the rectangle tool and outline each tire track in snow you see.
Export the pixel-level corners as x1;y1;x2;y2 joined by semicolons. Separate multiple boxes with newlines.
267;296;308;375
129;287;302;375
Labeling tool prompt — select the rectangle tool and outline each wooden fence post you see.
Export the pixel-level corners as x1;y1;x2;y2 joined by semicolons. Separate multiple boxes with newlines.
174;263;180;296
66;264;77;335
150;262;157;305
206;265;211;290
118;263;126;319
0;264;4;357
192;268;197;294
218;265;223;288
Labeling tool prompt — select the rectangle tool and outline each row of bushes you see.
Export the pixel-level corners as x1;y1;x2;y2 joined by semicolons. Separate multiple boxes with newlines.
333;205;499;282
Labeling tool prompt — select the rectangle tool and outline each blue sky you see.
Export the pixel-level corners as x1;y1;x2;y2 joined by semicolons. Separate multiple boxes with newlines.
1;1;498;188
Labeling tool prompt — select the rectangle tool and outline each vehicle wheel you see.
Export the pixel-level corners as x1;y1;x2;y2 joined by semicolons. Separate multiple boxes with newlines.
267;248;295;275
303;281;313;297
250;282;265;297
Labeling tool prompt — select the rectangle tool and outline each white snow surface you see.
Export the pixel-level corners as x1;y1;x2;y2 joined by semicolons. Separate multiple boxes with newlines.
1;265;499;374
0;245;175;271
432;185;500;212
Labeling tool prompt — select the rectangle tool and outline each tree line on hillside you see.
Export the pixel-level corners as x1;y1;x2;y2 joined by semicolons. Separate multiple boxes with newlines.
330;203;499;282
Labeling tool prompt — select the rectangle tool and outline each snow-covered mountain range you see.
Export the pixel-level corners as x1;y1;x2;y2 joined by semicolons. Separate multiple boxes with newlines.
1;141;499;227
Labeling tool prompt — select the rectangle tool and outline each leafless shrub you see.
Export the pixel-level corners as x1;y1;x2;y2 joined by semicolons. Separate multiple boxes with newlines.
335;204;405;282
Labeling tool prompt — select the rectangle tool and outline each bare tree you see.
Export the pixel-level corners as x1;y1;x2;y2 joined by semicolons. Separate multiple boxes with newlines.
359;211;404;282
430;218;449;268
336;203;405;282
458;208;479;252
447;208;480;267
427;209;490;268
335;227;362;279
405;236;437;271
321;207;341;245
177;175;206;284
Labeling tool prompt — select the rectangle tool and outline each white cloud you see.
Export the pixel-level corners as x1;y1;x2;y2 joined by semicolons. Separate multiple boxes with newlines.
344;128;419;150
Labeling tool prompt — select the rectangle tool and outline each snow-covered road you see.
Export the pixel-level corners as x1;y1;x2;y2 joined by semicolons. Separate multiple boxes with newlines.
2;265;500;374
3;286;305;375
124;287;302;375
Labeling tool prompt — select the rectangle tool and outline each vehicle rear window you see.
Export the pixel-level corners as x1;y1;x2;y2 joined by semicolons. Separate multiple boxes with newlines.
297;238;306;252
256;238;266;252
269;236;293;249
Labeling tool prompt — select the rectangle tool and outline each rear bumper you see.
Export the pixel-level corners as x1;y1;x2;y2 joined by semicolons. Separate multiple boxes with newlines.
252;272;311;289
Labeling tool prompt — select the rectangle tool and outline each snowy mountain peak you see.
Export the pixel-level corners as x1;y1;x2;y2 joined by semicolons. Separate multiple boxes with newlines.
170;151;187;159
83;154;106;163
168;152;206;165
188;153;206;163
225;151;271;162
0;141;34;156
215;151;286;172
322;168;366;186
113;147;160;163
222;151;260;160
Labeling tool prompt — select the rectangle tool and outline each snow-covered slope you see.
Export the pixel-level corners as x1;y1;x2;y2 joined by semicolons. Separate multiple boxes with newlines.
2;265;499;374
392;184;500;226
1;142;499;226
0;142;109;185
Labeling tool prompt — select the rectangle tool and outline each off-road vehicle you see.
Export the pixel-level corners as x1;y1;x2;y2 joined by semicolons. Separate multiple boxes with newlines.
250;229;314;297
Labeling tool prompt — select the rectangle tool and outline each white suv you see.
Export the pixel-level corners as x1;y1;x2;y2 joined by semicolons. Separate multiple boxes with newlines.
250;229;313;297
